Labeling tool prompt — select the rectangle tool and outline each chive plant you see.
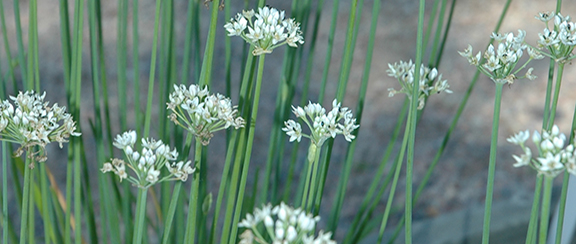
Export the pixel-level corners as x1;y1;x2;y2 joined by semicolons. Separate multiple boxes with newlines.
4;0;576;244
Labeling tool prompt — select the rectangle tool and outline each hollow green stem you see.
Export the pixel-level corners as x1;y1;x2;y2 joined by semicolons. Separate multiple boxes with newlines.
304;143;322;212
404;1;426;242
482;82;504;244
161;182;181;244
546;63;564;129
2;142;6;244
526;175;543;244
184;139;203;243
229;54;266;244
18;155;31;244
539;176;554;244
377;111;412;243
133;188;148;244
554;171;570;244
143;0;162;138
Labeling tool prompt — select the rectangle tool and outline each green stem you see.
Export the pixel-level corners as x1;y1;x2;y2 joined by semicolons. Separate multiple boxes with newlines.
526;177;542;244
542;60;555;128
547;63;564;129
18;155;31;244
301;144;315;209
377;111;412;243
229;54;266;244
40;163;52;244
404;1;426;242
28;167;34;243
539;176;554;244
2;142;7;244
133;188;148;244
482;83;504;244
209;129;239;243
143;0;163;138
305;143;322;212
554;171;570;244
197;0;219;87
318;0;339;102
161;182;181;244
184;139;203;243
12;0;27;83
132;0;141;135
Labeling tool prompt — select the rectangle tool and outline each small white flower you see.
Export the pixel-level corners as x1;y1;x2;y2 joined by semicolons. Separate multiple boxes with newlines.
507;130;530;145
113;130;137;150
225;6;304;56
146;168;160;184
538;153;564;176
282;120;302;142
512;147;532;167
167;84;244;145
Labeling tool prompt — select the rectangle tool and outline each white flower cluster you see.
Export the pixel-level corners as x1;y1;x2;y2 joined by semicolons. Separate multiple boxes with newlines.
507;125;576;177
459;30;542;84
101;130;194;188
167;84;244;146
536;12;576;61
238;202;336;244
386;60;452;110
282;99;359;146
224;6;304;56
0;91;81;164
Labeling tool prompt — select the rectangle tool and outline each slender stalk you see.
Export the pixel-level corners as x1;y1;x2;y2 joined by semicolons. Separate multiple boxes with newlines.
542;60;555;128
546;63;564;129
180;0;195;84
229;55;266;244
209;128;239;243
2;142;6;244
328;0;380;233
554;172;570;244
554;107;576;244
318;0;339;102
482;83;504;244
27;167;34;243
343;101;407;243
132;0;141;134
377;111;412;243
184;139;203;243
40;163;53;244
12;0;27;82
161;182;181;244
143;0;163;138
539;176;554;244
18;155;31;244
304;143;322;212
403;1;426;242
64;150;73;244
301;143;316;209
133;188;148;244
71;0;85;240
197;0;220;87
220;47;255;244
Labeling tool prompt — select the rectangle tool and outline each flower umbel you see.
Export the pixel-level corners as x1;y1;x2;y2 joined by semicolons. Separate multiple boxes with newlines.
101;131;195;188
224;6;304;55
283;99;359;146
167;84;244;145
238;202;336;244
0;91;81;165
507;125;576;177
386;60;452;110
536;12;576;62
459;30;541;84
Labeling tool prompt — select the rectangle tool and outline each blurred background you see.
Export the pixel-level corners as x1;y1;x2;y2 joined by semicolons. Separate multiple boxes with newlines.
2;0;576;242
